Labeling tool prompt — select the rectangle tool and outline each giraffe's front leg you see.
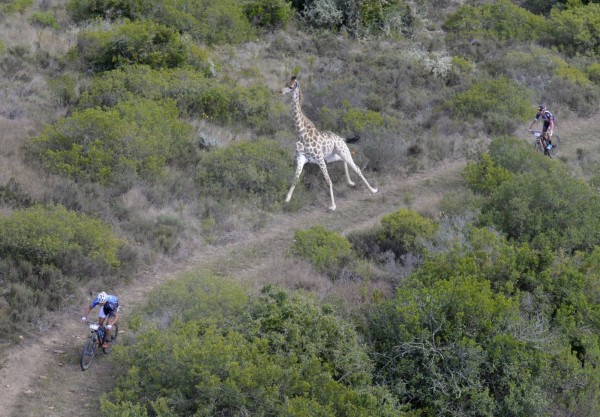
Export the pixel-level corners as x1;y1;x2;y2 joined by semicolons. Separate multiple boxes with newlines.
286;155;307;204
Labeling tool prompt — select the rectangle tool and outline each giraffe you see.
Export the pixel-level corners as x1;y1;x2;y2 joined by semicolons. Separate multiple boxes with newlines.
280;76;378;211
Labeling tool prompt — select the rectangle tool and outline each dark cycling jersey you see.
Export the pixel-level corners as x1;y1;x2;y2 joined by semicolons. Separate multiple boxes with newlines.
534;110;554;132
90;294;119;317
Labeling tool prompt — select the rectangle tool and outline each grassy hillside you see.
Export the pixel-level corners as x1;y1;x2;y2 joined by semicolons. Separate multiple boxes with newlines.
1;0;600;416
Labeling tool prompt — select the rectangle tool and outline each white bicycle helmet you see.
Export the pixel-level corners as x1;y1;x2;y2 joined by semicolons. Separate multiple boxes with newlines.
97;291;108;303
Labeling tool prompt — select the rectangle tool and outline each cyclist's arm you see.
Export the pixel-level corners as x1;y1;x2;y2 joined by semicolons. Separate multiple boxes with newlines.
82;299;98;318
528;118;537;130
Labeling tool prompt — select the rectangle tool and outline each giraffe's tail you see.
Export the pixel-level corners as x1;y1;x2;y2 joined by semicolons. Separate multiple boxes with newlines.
345;134;360;144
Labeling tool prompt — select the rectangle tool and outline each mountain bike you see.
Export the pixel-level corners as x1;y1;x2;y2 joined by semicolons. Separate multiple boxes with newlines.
530;130;559;158
80;320;119;370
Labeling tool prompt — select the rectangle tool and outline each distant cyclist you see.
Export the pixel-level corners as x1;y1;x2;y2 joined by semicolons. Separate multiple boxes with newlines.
81;291;119;349
528;104;555;151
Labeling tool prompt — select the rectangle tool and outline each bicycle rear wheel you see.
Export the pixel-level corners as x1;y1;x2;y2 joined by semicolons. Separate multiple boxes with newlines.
80;335;97;370
548;135;560;157
102;323;119;354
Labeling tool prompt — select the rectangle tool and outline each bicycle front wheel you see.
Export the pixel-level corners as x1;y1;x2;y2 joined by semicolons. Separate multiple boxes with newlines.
80;335;96;370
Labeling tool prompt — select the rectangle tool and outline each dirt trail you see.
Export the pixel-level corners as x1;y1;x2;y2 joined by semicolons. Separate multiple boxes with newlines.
0;159;465;417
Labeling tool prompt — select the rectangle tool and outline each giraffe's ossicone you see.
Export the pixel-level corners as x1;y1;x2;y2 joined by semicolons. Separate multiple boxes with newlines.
280;76;378;211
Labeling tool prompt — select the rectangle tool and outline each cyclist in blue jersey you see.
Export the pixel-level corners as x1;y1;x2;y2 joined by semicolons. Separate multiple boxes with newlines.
81;291;119;349
528;104;555;151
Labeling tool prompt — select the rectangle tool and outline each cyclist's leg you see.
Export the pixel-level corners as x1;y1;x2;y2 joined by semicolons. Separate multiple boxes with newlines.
105;314;117;340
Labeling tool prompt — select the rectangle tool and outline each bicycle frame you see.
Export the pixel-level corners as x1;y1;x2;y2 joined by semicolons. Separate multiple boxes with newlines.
531;130;558;158
80;320;118;370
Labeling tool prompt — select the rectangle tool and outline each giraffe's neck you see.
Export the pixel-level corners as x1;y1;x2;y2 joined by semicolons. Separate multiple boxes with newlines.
292;88;316;142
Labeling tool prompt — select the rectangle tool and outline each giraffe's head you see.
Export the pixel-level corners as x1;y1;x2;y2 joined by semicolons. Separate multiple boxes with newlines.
280;76;299;96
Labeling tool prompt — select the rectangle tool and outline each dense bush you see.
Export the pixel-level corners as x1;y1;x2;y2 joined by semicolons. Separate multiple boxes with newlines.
0;204;123;267
464;152;512;196
377;208;438;257
74;19;211;73
468;137;600;252
0;178;34;208
545;3;600;57
292;0;417;37
444;0;544;42
101;276;401;417
320;100;386;133
365;231;600;416
78;65;280;132
446;76;534;135
0;0;33;15
126;215;184;255
30;98;194;186
195;139;292;208
292;225;355;277
243;0;294;29
0;204;126;336
68;0;257;45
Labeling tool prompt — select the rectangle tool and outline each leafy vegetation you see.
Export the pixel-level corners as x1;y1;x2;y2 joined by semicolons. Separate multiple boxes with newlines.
292;225;355;278
101;276;401;417
196;139;292;208
30;98;194;186
2;1;600;416
0;204;127;336
73;18;211;73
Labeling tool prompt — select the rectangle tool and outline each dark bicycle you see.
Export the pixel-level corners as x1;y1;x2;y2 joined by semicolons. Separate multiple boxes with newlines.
80;320;119;371
530;130;559;158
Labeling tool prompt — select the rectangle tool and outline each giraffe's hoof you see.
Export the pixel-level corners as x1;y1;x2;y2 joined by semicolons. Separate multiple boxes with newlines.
372;188;378;193
328;206;336;211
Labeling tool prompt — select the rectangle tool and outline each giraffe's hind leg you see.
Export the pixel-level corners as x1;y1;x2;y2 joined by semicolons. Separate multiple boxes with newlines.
338;144;378;194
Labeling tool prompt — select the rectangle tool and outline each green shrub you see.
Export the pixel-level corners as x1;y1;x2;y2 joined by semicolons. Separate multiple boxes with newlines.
365;224;600;415
47;73;79;107
474;137;600;252
0;178;34;208
464;152;512;196
127;215;184;255
377;208;438;257
367;274;542;416
195;139;292;208
444;0;544;41
0;0;33;14
74;19;210;72
68;0;257;45
447;76;534;135
101;278;400;417
320;100;386;133
587;63;600;84
29;11;60;30
79;65;279;132
30;98;194;186
243;0;294;29
292;225;355;277
66;0;141;21
546;3;600;57
0;204;123;268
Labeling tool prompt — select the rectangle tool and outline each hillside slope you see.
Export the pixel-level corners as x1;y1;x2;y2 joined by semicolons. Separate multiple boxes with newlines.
1;157;465;417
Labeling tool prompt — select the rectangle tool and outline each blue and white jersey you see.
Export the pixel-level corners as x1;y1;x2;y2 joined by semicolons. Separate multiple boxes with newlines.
90;294;119;315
